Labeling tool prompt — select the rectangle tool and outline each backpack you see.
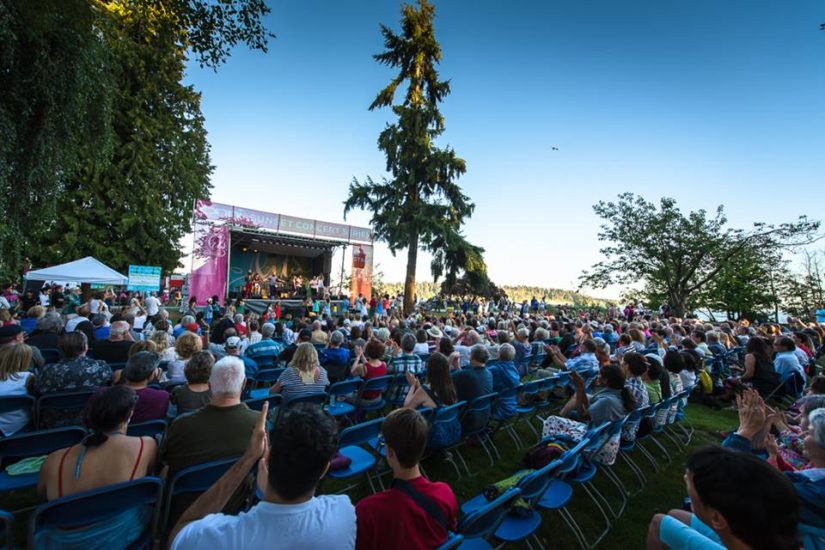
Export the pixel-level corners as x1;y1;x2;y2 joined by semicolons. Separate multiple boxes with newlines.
522;441;567;470
698;369;713;395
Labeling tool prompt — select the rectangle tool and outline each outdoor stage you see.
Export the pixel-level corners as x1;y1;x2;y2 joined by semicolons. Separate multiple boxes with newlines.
242;298;350;317
189;201;374;306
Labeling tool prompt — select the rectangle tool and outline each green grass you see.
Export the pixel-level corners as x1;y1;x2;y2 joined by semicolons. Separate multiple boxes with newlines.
339;403;740;549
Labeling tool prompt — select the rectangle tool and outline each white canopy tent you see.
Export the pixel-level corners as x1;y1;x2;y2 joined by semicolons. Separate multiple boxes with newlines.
25;257;128;286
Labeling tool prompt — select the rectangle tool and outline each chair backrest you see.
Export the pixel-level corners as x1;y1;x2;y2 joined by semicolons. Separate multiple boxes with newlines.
126;419;167;438
328;379;362;398
537;376;557;393
432;401;466;425
517;459;563;506
168;457;238;498
36;390;94;428
0;509;12;550
434;533;464;550
284;393;328;407
244;395;283;412
359;375;393;396
799;522;825;550
29;477;163;549
254;368;285;384
0;395;35;426
338;417;384;447
520;380;542;396
581;422;611;459
463;393;497;418
0;427;87;467
457;487;522;540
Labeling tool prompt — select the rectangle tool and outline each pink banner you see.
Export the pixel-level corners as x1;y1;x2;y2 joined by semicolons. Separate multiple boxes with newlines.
190;222;229;305
350;243;374;304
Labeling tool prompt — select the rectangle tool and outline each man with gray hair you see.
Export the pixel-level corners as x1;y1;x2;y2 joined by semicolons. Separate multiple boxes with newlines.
310;320;328;345
452;344;493;433
160;356;259;513
90;320;134;363
453;328;481;368
25;312;64;351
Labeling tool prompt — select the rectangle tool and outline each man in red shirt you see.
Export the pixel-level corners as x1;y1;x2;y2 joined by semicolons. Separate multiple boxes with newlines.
355;408;458;550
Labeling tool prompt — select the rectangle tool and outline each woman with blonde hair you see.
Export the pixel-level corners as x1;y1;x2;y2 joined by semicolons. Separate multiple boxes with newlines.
20;305;45;334
149;330;175;362
0;344;34;435
166;332;202;383
270;342;329;402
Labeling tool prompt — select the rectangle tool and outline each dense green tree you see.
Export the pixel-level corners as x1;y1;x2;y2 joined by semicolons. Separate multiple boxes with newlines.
580;193;820;317
0;0;116;280
1;0;273;279
344;0;479;315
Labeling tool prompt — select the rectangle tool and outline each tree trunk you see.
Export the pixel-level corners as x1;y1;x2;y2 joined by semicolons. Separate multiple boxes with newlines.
403;230;419;316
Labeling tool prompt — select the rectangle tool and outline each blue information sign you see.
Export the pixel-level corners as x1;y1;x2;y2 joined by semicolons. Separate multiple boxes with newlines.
128;265;162;292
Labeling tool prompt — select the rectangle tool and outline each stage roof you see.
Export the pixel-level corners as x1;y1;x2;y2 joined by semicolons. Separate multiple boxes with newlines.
230;228;342;258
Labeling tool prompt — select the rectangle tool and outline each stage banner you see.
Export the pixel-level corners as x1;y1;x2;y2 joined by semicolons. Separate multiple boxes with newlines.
127;265;161;292
190;221;229;305
350;243;373;304
194;199;372;243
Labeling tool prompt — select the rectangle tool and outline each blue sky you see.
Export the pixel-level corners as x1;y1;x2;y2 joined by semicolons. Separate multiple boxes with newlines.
185;0;825;297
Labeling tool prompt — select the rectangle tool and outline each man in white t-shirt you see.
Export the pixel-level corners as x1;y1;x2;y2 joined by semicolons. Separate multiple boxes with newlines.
145;292;161;317
170;402;355;550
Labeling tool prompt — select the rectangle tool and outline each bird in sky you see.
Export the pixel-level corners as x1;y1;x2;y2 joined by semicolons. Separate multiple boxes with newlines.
551;147;559;151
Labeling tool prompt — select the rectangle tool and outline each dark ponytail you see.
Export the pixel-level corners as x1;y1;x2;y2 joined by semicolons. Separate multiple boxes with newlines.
81;386;137;447
600;364;636;412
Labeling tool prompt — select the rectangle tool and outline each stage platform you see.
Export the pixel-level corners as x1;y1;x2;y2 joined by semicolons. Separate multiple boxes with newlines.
243;299;350;318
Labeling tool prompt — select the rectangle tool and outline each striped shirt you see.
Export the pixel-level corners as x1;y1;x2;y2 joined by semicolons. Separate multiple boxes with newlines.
276;367;329;402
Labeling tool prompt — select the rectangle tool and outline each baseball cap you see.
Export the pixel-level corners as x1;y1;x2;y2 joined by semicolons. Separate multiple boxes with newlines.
225;336;241;349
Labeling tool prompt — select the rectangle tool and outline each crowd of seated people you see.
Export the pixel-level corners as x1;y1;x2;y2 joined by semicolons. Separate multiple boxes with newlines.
0;286;823;547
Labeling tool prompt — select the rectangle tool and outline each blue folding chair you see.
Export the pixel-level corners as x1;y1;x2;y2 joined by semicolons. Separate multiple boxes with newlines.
29;477;163;549
461;460;564;549
386;372;411;407
244;394;282;412
36;390;94;429
514;380;542;442
326;379;362;417
38;349;62;364
459;393;499;467
354;375;393;413
248;368;285;399
249;353;279;370
327;417;384;493
454;487;522;548
284;393;328;408
0;509;12;550
434;533;464;550
617;405;652;493
0;427;87;492
536;439;590;549
0;395;36;435
161;457;238;536
126;419;167;439
634;402;668;471
424;402;467;479
800;523;825;550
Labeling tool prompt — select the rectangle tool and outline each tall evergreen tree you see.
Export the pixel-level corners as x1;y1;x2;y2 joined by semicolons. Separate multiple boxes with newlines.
344;0;480;314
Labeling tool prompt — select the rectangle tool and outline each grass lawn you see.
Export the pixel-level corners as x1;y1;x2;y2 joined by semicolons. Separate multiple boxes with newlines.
1;403;739;548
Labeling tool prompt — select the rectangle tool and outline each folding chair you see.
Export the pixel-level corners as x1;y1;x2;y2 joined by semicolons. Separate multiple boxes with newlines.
592;417;631;519
458;393;499;468
514;380;543;442
284;393;328;408
29;477;163;549
434;533;463;550
635;402;670;469
453;487;522;547
244;394;282;413
325;379;362;417
461;460;565;549
617;405;652;493
38;349;62;364
536;437;592;549
353;375;393;414
126;419;167;439
327;417;384;493
424;402;467;479
249;353;279;370
0;509;12;550
161;457;238;536
0;395;36;435
800;523;825;550
0;427;87;493
492;384;525;449
248;368;285;399
35;390;94;429
386;372;411;408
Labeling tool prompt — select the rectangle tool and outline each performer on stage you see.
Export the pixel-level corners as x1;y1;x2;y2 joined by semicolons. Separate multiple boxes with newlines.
267;270;279;299
243;270;253;298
